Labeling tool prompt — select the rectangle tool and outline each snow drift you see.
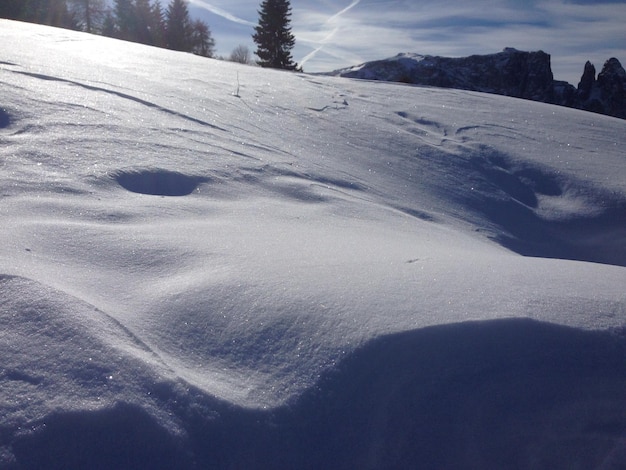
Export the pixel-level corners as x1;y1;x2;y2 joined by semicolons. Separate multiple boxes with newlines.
1;20;625;469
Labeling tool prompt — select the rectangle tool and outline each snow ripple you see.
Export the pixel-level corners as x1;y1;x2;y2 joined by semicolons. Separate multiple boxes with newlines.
13;70;227;131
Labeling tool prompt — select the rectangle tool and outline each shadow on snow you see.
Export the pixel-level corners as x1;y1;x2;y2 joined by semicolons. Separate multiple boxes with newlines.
7;318;626;470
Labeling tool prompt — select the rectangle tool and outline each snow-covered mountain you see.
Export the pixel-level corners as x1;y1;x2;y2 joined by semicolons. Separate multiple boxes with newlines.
1;20;625;469
328;48;626;120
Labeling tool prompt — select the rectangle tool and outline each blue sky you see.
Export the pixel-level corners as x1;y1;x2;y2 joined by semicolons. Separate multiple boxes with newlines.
188;0;626;84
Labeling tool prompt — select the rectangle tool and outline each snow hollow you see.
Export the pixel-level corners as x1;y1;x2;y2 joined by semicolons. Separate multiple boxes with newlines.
1;20;625;469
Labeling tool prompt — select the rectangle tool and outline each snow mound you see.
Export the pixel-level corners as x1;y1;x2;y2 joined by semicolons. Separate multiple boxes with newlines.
6;318;626;469
286;319;626;469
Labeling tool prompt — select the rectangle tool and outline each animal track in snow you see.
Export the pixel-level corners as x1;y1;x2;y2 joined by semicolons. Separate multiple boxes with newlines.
395;111;449;146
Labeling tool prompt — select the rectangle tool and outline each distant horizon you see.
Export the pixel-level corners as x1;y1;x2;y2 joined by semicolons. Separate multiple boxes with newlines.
187;0;626;85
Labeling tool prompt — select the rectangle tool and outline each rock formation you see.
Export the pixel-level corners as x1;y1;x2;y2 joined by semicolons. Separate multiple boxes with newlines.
328;49;626;120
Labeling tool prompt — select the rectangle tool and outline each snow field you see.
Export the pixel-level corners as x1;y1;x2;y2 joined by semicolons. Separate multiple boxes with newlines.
1;20;625;469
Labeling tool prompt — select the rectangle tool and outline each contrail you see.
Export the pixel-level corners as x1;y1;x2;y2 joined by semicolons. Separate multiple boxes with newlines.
300;0;361;67
188;0;256;27
326;0;361;24
300;28;339;66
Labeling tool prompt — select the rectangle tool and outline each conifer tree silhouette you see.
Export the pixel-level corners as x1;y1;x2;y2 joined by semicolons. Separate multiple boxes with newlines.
252;0;297;70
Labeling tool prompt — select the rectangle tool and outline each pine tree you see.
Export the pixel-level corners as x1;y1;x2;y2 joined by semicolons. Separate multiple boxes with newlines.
1;0;78;29
114;0;135;40
101;10;116;37
165;0;192;51
21;0;78;29
190;19;215;57
150;0;167;47
0;0;24;20
133;0;154;44
252;0;297;70
68;0;107;33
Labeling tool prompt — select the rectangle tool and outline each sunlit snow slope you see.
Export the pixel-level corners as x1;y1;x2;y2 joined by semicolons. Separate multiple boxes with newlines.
1;20;625;469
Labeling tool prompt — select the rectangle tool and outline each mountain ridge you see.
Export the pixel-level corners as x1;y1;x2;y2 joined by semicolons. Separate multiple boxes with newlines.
327;48;626;119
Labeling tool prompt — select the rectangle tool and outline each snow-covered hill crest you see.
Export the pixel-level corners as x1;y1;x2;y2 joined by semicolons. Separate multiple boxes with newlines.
1;20;625;469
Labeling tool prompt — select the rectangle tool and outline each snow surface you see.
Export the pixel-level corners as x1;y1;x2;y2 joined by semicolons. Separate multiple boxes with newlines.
1;20;625;469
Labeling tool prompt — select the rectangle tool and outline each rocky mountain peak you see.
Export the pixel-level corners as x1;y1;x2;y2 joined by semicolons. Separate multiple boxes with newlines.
577;61;596;101
328;50;626;120
579;58;626;118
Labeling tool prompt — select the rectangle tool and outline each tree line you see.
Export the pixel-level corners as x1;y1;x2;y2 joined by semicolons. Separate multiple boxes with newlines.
1;0;299;70
0;0;215;57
